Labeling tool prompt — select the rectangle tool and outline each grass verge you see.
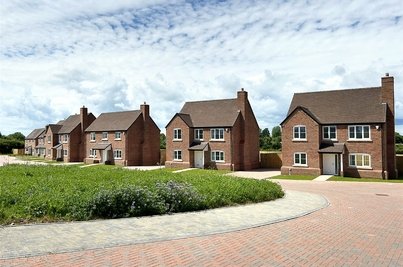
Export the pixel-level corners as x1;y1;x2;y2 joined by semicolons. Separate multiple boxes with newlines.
270;175;317;180
0;165;284;225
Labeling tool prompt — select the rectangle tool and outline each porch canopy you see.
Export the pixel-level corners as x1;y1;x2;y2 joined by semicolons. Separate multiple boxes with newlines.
188;141;208;151
318;142;345;154
92;143;111;150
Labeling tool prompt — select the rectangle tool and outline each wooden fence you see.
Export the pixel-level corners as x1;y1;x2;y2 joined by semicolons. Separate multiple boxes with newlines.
260;151;282;169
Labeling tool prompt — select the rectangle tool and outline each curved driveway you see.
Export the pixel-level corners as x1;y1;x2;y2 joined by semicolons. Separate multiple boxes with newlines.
1;180;402;266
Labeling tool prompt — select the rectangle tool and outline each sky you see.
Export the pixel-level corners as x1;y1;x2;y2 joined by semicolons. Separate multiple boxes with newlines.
1;0;402;136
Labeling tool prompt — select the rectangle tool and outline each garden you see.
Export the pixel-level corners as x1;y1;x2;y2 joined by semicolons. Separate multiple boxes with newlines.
0;165;284;225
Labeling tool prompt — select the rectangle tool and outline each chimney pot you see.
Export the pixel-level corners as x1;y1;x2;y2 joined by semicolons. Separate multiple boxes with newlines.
385;73;389;77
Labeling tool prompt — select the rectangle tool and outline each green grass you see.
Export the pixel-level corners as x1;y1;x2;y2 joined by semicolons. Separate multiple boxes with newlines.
328;176;403;183
0;165;284;225
270;175;317;180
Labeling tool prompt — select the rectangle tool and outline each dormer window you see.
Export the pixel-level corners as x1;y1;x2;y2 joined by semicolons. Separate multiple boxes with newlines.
293;125;306;141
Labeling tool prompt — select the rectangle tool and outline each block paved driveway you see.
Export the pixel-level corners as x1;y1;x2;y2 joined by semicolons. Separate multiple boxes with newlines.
2;180;402;266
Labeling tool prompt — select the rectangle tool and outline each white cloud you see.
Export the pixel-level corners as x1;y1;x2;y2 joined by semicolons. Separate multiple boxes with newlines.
1;0;403;135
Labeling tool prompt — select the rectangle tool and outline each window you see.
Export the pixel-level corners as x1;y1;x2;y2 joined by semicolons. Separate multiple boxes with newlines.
173;150;182;160
195;129;203;140
174;128;182;140
211;151;225;162
89;149;97;158
293;126;306;140
349;154;371;168
47;149;51;155
63;149;68;156
115;132;121;140
294;153;307;166
47;136;51;143
210;128;224;140
113;149;122;159
323;126;337;140
102;132;108;140
90;132;96;142
348;125;370;140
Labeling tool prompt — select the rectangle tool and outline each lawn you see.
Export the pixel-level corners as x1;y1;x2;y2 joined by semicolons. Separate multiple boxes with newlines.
270;175;317;180
328;176;403;183
0;165;284;225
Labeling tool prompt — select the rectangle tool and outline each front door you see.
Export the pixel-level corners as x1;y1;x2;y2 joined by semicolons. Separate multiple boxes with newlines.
323;154;337;175
194;151;204;168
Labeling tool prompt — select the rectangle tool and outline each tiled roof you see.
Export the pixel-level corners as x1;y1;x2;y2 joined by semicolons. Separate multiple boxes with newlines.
287;87;386;124
85;110;142;132
58;115;81;134
48;124;62;134
318;142;345;153
179;99;240;127
26;128;45;139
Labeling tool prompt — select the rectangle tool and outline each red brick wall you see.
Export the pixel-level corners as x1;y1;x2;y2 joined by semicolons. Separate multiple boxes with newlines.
165;116;191;168
281;109;321;175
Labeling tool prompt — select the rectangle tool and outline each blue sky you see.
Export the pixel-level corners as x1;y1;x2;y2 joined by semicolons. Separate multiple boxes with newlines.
1;0;403;135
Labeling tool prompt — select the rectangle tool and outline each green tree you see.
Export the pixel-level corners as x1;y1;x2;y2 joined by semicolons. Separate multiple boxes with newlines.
160;133;166;149
396;132;403;144
7;132;25;141
272;126;281;138
259;128;271;150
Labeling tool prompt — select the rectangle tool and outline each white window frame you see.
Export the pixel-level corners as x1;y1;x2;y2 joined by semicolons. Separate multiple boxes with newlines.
322;126;337;140
90;132;96;142
114;132;121;140
102;132;108;141
173;150;182;161
349;153;371;168
173;128;182;141
211;151;225;162
293;125;307;141
293;152;307;166
195;129;204;140
47;136;51;144
210;128;224;141
63;149;68;156
113;149;122;159
89;149;97;158
348;125;371;141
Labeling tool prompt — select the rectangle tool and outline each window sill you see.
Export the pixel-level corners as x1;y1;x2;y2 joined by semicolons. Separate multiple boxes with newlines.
90;140;96;143
348;166;372;170
101;139;108;141
173;159;183;162
292;139;307;142
347;139;372;142
210;139;225;142
293;164;308;167
114;138;121;141
173;139;182;142
323;139;338;142
212;160;225;163
114;158;122;160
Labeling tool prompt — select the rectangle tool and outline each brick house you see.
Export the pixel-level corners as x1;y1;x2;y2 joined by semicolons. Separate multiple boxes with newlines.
24;128;45;155
280;74;397;179
165;89;260;171
44;107;96;162
84;103;160;166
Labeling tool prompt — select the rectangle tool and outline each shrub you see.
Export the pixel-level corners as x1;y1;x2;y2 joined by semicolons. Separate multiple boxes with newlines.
156;180;207;213
88;186;165;219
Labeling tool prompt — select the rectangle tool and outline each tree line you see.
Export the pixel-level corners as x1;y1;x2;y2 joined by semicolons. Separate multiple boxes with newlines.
0;132;25;154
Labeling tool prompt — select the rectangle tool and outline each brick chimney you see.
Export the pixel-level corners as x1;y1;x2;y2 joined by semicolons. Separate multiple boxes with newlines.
80;106;88;133
140;102;149;120
381;74;397;179
381;73;394;116
237;88;248;118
